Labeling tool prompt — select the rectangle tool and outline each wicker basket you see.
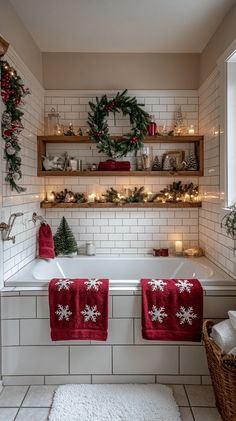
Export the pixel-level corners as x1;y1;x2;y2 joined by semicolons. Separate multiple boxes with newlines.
203;320;236;421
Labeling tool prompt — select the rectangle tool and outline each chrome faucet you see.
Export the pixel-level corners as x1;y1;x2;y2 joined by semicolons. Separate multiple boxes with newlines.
0;212;24;243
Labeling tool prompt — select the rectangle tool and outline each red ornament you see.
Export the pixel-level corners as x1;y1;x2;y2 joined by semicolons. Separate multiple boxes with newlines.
4;129;13;137
105;101;115;112
130;136;138;144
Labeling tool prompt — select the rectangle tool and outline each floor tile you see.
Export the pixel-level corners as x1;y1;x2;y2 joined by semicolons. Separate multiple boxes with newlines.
0;408;18;421
185;385;215;407
169;385;189;406
179;407;194;421
22;385;56;407
0;386;28;407
15;407;49;421
191;407;222;421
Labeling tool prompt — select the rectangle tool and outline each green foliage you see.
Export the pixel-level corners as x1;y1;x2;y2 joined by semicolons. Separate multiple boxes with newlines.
221;204;236;239
124;186;147;203
87;89;150;158
1;59;30;193
54;216;78;256
160;181;199;202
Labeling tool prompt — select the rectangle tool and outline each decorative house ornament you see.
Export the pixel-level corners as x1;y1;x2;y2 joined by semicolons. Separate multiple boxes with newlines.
87;89;150;159
0;59;30;192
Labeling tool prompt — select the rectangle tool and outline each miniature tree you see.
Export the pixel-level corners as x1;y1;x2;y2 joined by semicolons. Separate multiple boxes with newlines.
54;216;78;255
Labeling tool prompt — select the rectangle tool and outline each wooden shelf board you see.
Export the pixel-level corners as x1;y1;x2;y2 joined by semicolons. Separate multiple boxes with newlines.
38;170;202;177
38;135;203;144
41;201;201;209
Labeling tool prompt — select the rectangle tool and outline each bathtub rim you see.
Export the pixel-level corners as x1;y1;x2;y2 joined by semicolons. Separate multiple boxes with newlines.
3;255;236;288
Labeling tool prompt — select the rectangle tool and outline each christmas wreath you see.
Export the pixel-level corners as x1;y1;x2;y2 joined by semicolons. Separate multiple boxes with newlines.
1;59;30;192
87;89;150;158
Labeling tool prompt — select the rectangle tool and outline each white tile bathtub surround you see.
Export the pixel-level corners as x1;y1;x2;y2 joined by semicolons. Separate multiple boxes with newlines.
45;207;199;254
1;288;236;384
43;90;200;255
1;47;45;282
199;69;236;279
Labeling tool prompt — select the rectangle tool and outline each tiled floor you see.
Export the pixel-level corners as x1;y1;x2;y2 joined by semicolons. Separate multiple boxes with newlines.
0;384;222;421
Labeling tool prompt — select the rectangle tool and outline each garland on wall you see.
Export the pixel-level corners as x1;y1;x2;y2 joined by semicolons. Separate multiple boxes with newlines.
41;182;199;206
0;59;30;192
87;89;150;159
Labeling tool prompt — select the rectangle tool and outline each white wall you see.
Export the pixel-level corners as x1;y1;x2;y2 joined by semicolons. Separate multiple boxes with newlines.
199;69;236;279
1;47;45;282
44;90;199;255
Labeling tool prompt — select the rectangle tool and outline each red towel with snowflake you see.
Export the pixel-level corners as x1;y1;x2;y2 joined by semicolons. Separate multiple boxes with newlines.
141;279;203;341
49;278;109;341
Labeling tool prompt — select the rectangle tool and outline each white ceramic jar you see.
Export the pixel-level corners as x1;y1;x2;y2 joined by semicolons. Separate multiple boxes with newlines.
86;242;96;256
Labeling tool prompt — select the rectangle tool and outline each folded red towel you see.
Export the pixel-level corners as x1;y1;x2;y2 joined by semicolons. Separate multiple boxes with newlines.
38;224;55;259
49;278;109;341
141;278;203;341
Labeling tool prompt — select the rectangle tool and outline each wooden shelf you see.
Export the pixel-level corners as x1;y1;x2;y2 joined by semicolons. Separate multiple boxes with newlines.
37;135;203;143
37;135;204;177
38;170;201;177
41;202;201;209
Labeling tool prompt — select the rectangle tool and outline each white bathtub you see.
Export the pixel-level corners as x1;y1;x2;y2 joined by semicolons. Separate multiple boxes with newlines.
5;256;235;288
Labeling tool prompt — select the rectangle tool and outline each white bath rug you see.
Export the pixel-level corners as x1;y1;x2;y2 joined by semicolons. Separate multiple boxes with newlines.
48;383;181;421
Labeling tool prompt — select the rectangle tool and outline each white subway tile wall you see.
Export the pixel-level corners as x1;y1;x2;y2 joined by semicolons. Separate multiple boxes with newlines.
44;90;199;255
199;71;236;279
1;47;45;282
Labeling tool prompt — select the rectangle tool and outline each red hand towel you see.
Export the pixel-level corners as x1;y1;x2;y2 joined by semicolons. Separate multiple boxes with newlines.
38;224;55;259
49;278;109;341
141;278;203;342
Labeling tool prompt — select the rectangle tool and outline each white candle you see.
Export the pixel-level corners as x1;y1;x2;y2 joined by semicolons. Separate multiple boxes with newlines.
175;240;183;254
188;125;195;135
88;193;96;203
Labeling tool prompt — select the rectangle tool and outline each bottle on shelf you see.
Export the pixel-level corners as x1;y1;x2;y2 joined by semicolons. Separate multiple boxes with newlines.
147;115;157;136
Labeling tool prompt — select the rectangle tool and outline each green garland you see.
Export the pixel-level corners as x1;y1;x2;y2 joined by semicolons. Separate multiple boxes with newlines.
1;59;30;192
87;89;150;158
221;204;236;239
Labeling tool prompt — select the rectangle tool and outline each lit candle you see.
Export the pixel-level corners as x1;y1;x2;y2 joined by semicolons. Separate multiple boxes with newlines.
175;240;183;254
88;193;96;203
48;192;55;203
188;125;195;135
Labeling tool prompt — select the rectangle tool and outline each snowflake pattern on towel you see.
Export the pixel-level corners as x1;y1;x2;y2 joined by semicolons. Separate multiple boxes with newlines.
55;279;74;291
84;279;103;291
148;279;167;292
176;306;197;325
148;305;168;323
55;304;72;321
81;305;101;322
175;280;193;293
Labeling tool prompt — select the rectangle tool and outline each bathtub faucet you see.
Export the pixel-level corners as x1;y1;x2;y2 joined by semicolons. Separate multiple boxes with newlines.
0;212;24;243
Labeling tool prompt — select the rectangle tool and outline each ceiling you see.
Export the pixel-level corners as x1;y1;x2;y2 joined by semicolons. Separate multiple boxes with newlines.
10;0;235;53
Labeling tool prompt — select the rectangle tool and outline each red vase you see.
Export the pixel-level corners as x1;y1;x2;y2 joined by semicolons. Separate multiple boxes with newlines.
147;115;156;136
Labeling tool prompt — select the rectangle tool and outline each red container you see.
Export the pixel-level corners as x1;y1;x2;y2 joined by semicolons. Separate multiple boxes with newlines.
161;248;169;257
98;160;131;171
153;248;162;256
147;121;156;136
153;248;169;257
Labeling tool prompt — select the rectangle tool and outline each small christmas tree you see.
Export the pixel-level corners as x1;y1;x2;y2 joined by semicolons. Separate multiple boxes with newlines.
174;106;185;135
54;216;78;256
